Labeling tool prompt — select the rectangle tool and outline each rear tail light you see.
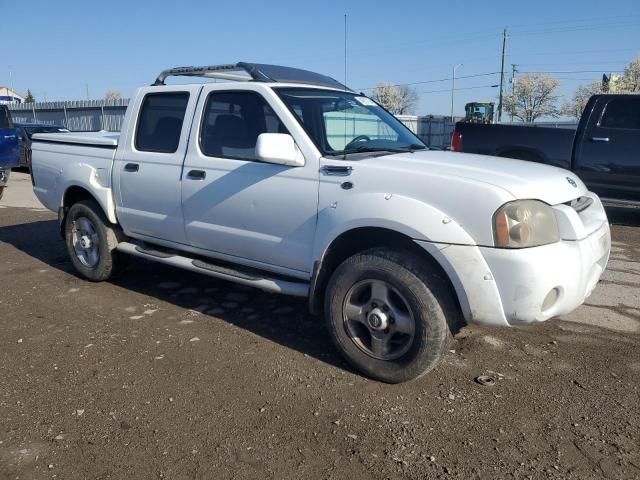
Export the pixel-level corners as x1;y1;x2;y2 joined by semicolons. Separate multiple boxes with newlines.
451;131;462;152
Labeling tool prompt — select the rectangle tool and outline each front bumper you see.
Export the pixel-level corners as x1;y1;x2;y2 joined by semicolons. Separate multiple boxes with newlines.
417;219;611;327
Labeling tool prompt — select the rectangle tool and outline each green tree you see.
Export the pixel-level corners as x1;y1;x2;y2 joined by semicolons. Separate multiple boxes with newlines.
24;89;36;103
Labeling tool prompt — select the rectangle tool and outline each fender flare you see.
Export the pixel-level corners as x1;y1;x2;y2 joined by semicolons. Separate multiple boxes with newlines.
58;164;117;224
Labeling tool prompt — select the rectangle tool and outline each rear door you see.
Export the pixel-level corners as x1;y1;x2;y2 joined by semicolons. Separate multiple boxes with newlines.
113;86;201;244
574;96;640;202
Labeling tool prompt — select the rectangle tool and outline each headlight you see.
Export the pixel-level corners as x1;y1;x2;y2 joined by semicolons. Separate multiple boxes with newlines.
493;200;559;248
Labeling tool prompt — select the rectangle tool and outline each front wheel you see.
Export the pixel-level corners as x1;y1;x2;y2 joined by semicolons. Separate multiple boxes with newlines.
65;200;123;281
325;248;453;383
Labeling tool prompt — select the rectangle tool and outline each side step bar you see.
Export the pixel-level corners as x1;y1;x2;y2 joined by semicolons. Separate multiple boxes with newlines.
116;241;309;297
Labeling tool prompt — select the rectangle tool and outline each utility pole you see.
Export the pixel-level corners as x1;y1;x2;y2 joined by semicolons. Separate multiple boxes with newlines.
497;28;508;123
344;14;348;87
510;64;518;122
451;63;463;122
85;82;89;101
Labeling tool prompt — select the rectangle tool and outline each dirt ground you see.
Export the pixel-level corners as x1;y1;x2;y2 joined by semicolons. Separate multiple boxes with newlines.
0;177;639;479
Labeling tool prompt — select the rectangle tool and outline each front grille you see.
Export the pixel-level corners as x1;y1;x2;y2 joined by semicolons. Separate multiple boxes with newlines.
564;196;594;213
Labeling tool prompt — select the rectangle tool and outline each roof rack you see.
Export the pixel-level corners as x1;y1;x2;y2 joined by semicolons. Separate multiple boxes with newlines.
153;62;351;91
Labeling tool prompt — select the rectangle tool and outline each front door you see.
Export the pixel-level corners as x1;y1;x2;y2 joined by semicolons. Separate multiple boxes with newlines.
180;86;319;276
113;86;201;243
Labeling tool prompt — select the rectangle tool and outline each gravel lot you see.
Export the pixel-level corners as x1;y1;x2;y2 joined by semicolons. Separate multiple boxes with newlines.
0;173;639;479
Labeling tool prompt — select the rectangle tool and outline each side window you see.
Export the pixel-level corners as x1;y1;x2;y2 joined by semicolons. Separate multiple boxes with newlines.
200;91;288;160
135;92;189;153
599;98;640;130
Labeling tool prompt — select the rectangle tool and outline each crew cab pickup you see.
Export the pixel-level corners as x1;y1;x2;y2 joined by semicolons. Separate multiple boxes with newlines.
31;63;611;383
452;94;640;205
0;105;19;199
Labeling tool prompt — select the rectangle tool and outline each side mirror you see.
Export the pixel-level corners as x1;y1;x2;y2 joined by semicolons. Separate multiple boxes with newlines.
255;133;305;167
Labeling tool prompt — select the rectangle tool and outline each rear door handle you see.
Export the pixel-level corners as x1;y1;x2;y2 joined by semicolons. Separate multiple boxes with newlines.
187;170;206;180
590;137;610;142
124;163;139;172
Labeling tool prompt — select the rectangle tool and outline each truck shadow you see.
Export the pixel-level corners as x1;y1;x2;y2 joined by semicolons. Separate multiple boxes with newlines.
605;206;640;227
0;218;353;374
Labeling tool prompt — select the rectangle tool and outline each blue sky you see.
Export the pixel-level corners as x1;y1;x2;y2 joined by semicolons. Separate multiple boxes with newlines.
1;0;638;117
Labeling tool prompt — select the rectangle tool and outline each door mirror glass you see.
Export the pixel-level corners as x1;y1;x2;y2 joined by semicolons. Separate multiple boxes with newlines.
255;133;304;167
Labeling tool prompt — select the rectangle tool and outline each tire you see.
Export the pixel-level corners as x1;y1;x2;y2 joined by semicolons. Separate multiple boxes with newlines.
0;187;4;201
325;248;453;383
64;200;123;282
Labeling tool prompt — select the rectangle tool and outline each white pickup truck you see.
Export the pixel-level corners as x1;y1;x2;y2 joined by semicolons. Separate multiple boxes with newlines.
30;62;611;383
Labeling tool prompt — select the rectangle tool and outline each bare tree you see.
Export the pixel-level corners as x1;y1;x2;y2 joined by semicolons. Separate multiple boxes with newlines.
105;90;122;101
618;56;640;93
561;80;602;120
503;73;560;123
370;82;418;115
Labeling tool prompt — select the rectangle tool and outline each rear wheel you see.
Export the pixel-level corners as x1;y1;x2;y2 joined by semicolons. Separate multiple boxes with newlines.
325;248;453;383
65;200;123;281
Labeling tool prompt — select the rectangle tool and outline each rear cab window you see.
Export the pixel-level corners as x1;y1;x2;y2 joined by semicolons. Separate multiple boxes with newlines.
599;97;640;130
135;93;189;153
199;91;288;161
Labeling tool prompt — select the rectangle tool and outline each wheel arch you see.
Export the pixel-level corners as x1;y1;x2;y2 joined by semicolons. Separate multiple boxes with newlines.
60;185;116;237
308;226;465;332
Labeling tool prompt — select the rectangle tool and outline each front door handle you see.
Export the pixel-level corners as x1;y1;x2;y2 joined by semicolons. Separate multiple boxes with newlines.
320;165;353;176
124;163;139;172
187;170;206;180
590;137;610;142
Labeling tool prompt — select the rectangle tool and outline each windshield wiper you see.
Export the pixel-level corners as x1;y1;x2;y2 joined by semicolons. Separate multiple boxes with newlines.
406;143;427;151
338;144;427;157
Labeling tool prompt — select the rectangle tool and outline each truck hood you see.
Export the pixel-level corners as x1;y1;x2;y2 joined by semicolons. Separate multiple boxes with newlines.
372;150;586;205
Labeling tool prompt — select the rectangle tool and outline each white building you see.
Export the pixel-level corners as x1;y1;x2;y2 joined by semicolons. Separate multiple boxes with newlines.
0;87;24;104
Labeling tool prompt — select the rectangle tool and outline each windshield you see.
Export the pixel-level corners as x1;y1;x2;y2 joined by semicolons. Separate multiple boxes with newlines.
275;88;425;156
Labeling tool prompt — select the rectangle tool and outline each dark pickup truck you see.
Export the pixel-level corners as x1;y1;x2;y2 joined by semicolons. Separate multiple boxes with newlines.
452;94;640;205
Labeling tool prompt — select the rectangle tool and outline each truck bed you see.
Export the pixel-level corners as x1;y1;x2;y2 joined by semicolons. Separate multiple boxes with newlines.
31;131;118;217
453;122;575;169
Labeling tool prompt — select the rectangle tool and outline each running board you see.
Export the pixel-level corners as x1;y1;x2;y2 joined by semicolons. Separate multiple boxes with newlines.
116;242;309;297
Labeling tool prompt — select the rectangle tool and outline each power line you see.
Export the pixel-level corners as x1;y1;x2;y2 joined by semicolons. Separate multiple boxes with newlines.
519;70;624;74
422;84;499;94
511;21;639;36
357;72;499;91
358;66;624;94
507;13;640;29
